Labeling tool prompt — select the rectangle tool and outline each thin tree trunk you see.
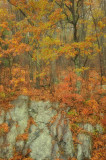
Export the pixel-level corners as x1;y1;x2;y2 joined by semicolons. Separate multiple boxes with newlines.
50;60;57;93
36;51;40;89
73;23;78;42
90;5;103;86
29;60;34;81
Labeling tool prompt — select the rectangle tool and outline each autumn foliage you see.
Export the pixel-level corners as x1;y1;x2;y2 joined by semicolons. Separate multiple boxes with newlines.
0;0;106;160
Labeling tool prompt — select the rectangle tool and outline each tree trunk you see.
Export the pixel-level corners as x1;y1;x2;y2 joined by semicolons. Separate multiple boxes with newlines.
29;60;34;81
73;23;81;93
73;23;78;42
36;51;40;89
50;60;57;92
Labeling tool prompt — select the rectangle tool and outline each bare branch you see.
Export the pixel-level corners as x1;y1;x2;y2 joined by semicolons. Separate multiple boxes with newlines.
7;0;34;26
83;56;88;67
65;3;73;13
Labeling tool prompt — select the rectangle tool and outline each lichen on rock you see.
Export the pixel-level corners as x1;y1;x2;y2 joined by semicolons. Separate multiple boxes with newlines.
0;95;104;160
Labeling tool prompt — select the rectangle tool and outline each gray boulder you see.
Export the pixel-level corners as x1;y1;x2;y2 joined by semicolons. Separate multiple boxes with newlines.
0;95;104;160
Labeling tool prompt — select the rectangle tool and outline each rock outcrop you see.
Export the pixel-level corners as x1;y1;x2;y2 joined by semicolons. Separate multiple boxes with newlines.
0;95;103;160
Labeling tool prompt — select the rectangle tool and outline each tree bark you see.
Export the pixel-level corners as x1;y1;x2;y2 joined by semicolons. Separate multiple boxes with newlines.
36;51;40;89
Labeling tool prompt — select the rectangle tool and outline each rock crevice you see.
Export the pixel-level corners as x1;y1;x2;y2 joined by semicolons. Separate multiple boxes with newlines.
0;95;103;160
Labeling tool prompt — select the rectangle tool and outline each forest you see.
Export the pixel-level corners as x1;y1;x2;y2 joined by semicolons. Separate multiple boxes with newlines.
0;0;106;160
